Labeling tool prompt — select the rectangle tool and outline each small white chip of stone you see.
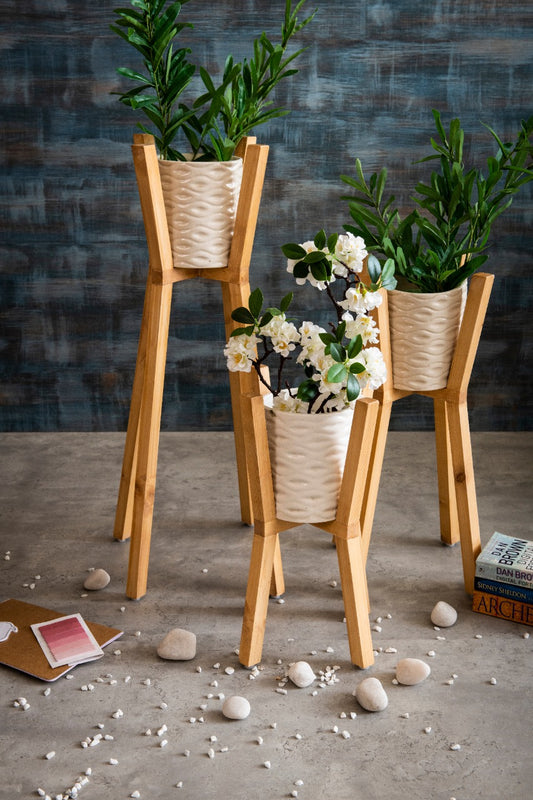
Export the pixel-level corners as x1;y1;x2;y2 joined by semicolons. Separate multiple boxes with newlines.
489;677;497;685
225;666;235;675
263;761;271;769
474;634;483;639
523;632;530;639
341;730;351;739
109;757;119;765
160;739;168;748
130;792;141;799
44;751;55;760
112;709;124;719
449;743;461;751
427;650;436;657
424;726;432;734
257;736;263;745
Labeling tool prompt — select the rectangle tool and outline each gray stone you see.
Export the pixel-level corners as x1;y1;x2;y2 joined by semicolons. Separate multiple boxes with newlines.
222;696;251;720
157;628;197;661
354;677;388;712
83;568;110;591
396;658;431;685
431;601;458;627
288;661;316;688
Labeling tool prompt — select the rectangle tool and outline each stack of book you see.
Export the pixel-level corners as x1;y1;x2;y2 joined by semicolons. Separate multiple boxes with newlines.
473;532;533;626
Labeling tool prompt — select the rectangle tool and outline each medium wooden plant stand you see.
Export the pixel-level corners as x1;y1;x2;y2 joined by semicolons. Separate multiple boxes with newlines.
114;134;269;599
238;392;380;670
360;272;495;595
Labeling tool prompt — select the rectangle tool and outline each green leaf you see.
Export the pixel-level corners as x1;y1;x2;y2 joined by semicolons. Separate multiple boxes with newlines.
304;250;329;263
248;288;263;319
230;325;255;337
327;232;339;253
346;372;360;401
280;291;293;313
310;260;329;283
327;363;347;384
319;332;336;346
259;311;273;327
335;320;346;342
282;242;307;260
347;335;363;359
367;254;381;282
329;342;346;363
314;229;326;250
349;361;366;374
231;307;255;324
293;261;309;279
297;379;319;403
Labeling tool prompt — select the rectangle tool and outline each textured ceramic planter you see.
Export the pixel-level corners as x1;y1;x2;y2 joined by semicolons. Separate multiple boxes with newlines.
265;401;354;523
388;283;467;391
158;157;243;269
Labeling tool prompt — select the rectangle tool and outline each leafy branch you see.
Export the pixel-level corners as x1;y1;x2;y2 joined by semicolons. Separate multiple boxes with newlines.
341;110;533;292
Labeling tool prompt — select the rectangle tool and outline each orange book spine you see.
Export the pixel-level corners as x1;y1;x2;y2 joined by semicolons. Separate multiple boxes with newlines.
472;591;533;627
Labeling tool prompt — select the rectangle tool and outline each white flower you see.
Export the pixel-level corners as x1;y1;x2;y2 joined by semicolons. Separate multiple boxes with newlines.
297;322;327;366
342;312;380;345
272;389;309;414
287;241;334;291
333;232;367;276
224;333;258;373
262;314;300;356
356;347;387;391
340;285;383;314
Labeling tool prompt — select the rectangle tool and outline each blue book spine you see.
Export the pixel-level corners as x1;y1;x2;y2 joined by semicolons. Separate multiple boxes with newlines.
474;576;533;604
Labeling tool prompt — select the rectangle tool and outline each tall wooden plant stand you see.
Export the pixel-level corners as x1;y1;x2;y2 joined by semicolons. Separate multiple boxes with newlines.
238;393;380;670
114;134;269;600
360;273;494;595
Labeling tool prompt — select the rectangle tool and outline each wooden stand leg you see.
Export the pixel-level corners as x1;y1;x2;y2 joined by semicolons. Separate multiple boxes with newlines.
113;276;151;541
126;280;173;600
335;535;374;669
270;535;285;598
446;399;481;594
360;393;392;561
239;528;279;668
434;397;460;545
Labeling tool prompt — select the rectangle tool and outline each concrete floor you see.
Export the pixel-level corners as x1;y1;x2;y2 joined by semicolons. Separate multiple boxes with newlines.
0;431;531;800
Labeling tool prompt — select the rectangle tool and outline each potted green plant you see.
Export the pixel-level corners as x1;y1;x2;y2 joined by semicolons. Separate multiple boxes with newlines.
111;0;316;269
224;231;395;521
340;110;533;390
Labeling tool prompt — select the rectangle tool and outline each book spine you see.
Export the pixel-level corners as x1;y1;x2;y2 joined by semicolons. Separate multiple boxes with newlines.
472;591;533;627
474;577;533;604
474;562;533;589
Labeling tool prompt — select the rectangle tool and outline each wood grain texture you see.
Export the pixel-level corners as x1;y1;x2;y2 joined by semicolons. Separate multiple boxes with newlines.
0;1;531;431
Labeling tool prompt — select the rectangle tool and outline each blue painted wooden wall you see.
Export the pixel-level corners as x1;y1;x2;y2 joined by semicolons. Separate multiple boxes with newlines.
1;1;531;431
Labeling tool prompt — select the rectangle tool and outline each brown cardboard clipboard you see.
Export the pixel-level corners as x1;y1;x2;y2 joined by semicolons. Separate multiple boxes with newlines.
0;598;123;681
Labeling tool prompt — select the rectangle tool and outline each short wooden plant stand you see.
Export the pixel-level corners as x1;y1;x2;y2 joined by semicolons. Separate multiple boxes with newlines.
360;272;495;595
238;392;380;670
114;134;269;600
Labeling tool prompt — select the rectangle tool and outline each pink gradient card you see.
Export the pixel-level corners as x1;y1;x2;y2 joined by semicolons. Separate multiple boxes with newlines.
31;613;104;668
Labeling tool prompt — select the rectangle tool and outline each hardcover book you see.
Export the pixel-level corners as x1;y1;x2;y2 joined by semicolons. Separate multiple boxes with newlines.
472;591;533;626
473;577;533;605
475;532;533;589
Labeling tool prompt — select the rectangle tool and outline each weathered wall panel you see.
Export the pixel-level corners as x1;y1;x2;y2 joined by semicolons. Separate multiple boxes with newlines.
1;1;531;431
